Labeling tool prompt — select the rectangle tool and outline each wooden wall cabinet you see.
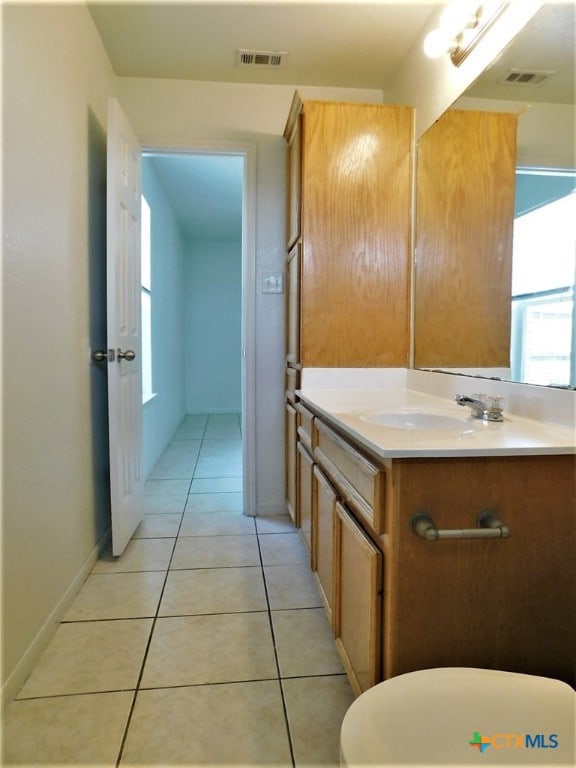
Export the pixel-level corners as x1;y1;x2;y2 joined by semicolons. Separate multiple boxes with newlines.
283;92;413;369
414;109;517;368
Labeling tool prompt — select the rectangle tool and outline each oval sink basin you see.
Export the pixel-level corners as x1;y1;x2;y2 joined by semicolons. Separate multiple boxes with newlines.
360;411;470;431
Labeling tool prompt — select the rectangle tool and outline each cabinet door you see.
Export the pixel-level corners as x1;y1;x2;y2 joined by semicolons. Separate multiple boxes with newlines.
297;441;314;560
414;109;517;368
286;244;301;365
286;113;302;249
300;101;412;367
334;502;382;695
285;402;298;526
313;465;337;625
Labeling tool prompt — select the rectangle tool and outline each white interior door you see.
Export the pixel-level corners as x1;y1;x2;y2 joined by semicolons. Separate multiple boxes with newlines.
107;97;143;556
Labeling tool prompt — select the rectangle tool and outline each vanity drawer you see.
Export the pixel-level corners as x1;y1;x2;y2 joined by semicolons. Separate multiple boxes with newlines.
314;420;385;534
296;402;315;450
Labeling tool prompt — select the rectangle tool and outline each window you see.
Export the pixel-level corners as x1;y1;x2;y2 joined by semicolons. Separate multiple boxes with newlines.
511;175;575;387
141;195;154;402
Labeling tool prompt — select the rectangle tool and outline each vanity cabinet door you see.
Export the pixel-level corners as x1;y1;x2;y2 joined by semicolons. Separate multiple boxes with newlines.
285;402;298;526
313;465;337;625
334;502;383;695
297;441;314;560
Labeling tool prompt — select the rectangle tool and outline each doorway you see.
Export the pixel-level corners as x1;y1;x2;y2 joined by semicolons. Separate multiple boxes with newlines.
140;147;256;515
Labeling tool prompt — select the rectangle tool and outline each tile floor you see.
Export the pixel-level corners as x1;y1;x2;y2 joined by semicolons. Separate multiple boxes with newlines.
3;413;355;766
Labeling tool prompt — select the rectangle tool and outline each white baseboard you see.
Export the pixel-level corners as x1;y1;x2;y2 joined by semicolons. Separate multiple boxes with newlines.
1;529;111;710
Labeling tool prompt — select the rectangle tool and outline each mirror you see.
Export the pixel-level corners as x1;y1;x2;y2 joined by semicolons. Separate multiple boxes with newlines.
415;3;575;388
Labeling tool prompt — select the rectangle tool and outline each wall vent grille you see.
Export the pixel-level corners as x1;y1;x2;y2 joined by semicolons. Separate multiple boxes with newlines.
236;49;287;68
501;69;556;87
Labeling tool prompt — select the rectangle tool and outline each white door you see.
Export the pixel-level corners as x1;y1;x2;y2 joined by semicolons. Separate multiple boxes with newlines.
107;97;143;556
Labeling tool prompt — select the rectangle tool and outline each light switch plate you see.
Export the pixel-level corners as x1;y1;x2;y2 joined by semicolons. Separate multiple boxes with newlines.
262;271;284;294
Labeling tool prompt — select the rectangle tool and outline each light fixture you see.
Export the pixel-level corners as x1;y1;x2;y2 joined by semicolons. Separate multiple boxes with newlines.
423;1;509;67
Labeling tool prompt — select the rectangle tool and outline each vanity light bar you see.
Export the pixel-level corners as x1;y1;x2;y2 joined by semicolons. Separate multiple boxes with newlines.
423;1;510;67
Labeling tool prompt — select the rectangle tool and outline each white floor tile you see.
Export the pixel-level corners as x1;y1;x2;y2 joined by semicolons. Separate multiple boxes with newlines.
282;675;355;766
272;608;344;678
143;479;190;496
204;413;241;439
184;490;243;514
179;509;255;537
3;691;133;766
158;566;267;616
143;493;187;513
148;440;201;480
259;531;309;566
256;513;297;534
140;613;277;688
189;476;242;493
64;571;165;621
120;681;291;766
93;538;175;573
133;512;182;538
171;533;260;569
264;564;323;610
17;620;152;698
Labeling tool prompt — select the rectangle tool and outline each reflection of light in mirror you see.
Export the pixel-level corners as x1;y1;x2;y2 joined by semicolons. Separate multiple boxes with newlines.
336;133;380;179
512;191;576;295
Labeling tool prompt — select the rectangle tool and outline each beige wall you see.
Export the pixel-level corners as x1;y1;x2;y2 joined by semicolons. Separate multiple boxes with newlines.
2;3;115;701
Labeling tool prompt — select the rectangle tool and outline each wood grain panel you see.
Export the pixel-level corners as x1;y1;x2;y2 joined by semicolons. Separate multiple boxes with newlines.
384;455;576;686
334;502;383;695
300;101;412;367
414;109;517;368
285;402;298;526
313;465;338;625
297;441;314;560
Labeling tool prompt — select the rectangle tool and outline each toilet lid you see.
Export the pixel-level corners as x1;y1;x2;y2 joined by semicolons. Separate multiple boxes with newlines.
340;668;575;767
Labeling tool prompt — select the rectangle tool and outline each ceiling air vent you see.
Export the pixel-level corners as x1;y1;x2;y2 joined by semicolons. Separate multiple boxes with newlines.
236;49;287;68
500;69;556;87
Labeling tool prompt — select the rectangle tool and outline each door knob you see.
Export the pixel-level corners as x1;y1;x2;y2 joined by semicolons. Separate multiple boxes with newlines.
117;349;136;361
92;348;115;363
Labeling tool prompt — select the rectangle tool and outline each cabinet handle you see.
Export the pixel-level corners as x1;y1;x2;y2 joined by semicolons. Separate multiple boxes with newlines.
411;511;511;541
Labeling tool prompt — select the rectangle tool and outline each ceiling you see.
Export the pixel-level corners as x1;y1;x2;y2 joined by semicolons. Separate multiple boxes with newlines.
146;153;244;240
88;1;575;239
87;1;438;89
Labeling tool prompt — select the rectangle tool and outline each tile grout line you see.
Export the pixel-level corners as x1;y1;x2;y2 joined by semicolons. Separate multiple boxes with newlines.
115;416;243;765
115;425;201;767
256;529;297;768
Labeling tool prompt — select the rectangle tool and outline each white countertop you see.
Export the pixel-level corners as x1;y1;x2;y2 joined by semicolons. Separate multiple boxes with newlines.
298;379;576;459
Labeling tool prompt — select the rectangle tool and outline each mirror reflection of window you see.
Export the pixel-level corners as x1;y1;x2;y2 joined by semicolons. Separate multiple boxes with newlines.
511;170;576;387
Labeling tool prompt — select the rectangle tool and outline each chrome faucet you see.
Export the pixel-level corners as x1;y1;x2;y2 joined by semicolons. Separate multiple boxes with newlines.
455;393;504;422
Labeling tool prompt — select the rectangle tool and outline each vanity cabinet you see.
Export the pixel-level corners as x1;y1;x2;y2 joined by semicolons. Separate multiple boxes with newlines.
305;407;576;693
414;109;517;369
283;92;413;368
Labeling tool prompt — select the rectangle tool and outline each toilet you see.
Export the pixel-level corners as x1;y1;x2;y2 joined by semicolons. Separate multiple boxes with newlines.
340;668;575;767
